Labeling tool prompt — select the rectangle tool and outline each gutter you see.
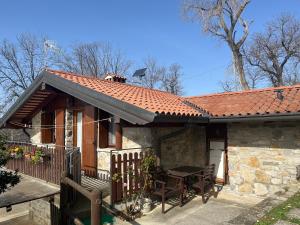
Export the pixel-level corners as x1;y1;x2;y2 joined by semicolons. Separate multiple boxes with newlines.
210;113;300;123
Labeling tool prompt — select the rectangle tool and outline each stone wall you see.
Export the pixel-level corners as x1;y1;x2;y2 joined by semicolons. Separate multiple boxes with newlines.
65;108;73;148
29;111;41;144
0;128;30;142
29;198;51;225
228;121;300;197
155;126;207;170
122;127;152;149
97;126;207;176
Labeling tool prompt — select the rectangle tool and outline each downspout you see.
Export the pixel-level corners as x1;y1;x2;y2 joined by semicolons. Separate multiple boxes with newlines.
22;128;31;141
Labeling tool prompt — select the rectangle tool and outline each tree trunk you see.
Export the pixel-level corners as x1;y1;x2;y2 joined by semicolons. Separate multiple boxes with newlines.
232;48;250;90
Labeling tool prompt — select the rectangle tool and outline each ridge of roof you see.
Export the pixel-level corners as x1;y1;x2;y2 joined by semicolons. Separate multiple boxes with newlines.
45;69;203;117
186;84;300;99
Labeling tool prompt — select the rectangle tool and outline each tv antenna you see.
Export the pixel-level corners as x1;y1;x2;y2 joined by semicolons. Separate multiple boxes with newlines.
43;40;60;68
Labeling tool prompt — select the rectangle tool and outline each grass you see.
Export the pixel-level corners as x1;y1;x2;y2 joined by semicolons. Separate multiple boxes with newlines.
255;192;300;225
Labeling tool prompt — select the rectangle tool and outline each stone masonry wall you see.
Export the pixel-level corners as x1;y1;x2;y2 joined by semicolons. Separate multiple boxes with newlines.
29;198;51;225
65;108;73;148
97;126;207;177
156;126;207;170
29;111;41;144
0;128;30;142
228;121;300;197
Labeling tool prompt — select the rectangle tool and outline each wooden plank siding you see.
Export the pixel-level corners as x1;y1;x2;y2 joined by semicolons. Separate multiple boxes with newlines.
82;105;98;177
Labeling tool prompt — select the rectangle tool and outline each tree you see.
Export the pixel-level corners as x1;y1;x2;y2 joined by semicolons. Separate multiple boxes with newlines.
161;63;184;95
0;33;53;113
243;14;300;87
183;0;251;90
0;135;20;194
57;42;132;78
134;57;166;89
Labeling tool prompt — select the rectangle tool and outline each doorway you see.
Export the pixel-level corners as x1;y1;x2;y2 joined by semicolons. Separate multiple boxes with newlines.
210;140;225;183
206;124;228;184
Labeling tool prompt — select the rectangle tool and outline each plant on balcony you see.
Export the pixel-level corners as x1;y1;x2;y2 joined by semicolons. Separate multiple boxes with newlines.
31;148;45;164
24;152;31;160
9;146;24;159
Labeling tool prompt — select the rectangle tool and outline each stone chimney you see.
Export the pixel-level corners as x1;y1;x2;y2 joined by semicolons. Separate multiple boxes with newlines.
104;73;127;83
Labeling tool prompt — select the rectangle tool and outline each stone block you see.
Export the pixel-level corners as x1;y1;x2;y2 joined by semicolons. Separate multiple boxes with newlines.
287;208;300;220
271;178;282;185
247;157;260;168
254;183;268;196
238;183;253;193
255;170;271;184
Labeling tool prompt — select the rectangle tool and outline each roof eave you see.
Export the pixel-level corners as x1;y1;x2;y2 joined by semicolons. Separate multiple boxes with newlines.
210;113;300;123
153;114;209;124
0;71;157;127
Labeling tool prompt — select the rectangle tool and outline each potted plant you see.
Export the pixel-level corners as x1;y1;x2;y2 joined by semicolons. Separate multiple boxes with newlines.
31;148;44;164
10;146;23;159
140;151;156;213
24;152;31;160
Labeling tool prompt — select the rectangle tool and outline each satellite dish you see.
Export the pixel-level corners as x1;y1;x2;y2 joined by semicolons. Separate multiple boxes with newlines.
133;68;147;79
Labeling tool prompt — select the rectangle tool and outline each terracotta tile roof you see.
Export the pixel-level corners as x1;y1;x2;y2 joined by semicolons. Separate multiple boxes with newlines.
185;85;300;117
46;69;202;117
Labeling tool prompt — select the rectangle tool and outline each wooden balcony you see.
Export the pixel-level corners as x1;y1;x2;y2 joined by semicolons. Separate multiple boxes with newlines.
5;141;81;185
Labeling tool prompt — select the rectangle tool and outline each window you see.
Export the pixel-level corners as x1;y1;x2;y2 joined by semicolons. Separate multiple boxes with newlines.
41;111;55;143
98;112;116;148
108;116;116;146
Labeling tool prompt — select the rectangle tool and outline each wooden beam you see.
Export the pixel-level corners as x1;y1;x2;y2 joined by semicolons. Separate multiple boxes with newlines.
115;122;122;150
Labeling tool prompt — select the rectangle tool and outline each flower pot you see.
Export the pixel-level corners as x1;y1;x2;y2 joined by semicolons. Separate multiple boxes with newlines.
141;198;152;214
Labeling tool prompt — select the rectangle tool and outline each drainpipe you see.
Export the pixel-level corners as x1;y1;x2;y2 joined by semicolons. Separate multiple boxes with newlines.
22;128;31;141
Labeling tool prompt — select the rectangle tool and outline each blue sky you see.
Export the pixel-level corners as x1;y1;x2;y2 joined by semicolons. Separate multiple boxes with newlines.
0;0;300;96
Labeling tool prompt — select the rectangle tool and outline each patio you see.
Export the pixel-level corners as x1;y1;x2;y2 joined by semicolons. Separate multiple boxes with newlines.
117;192;263;225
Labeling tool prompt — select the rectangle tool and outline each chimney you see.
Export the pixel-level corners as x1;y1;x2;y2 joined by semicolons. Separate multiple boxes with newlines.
104;73;126;83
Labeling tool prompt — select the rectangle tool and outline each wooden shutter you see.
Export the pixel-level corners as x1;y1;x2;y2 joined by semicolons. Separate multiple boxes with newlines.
55;109;65;147
98;111;109;148
82;105;97;177
41;112;53;143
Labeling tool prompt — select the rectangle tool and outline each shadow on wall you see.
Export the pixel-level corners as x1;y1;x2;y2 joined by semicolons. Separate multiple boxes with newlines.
228;121;300;150
158;126;207;170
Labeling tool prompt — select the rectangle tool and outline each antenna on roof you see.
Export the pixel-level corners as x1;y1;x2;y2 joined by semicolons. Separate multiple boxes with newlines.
132;68;147;80
43;40;60;68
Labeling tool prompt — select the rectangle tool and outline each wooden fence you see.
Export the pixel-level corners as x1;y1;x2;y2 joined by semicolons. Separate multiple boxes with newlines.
111;150;151;204
5;142;81;185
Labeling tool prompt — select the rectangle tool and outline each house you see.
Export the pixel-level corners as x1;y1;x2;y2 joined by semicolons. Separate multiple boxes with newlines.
1;69;300;197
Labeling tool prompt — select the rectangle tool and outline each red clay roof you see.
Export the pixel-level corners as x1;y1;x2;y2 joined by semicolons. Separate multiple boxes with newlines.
46;69;202;117
186;85;300;117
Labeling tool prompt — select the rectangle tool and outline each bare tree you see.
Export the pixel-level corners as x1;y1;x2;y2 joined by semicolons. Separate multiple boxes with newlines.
183;0;251;90
161;63;184;95
57;42;132;78
243;14;300;87
0;33;54;112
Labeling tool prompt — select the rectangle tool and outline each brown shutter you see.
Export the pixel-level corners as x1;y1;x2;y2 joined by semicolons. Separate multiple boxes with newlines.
41;112;53;143
55;109;65;147
82;105;97;177
98;111;109;148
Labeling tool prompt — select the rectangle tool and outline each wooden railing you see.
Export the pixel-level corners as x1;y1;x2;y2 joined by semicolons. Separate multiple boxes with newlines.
5;142;81;185
61;172;102;225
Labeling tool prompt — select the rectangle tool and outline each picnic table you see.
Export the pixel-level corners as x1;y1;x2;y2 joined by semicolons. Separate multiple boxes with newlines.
168;166;203;178
167;166;204;201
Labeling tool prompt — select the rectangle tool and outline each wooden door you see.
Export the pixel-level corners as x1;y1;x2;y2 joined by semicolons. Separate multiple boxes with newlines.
82;105;97;177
